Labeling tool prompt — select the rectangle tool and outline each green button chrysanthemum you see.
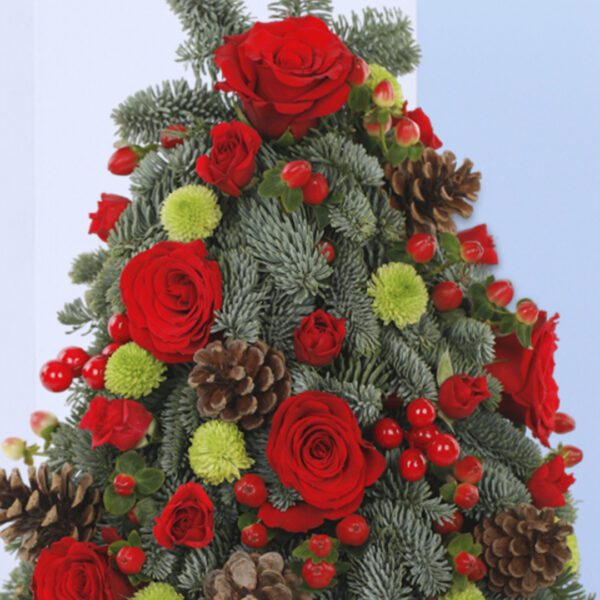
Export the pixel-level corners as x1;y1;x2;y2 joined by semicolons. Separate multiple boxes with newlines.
368;263;428;329
160;184;222;242
189;420;254;486
105;342;167;399
367;63;405;113
132;582;183;600
442;583;485;600
566;533;580;572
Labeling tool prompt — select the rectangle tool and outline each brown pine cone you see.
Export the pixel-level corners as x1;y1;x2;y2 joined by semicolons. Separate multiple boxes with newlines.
189;339;291;431
474;503;572;598
0;463;101;562
385;149;481;234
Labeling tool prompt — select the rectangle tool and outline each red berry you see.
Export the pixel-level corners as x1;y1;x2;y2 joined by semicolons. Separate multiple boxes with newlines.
460;240;484;263
241;523;268;549
432;281;463;312
302;173;329;205
281;160;312;188
426;434;460;467
407;424;440;451
108;147;138;176
363;114;392;137
454;551;477;576
302;558;336;590
57;346;91;377
394;117;420;147
433;511;464;535
102;342;121;357
108;313;131;344
373;80;395;108
234;474;268;508
30;411;59;438
468;558;487;582
116;546;145;575
127;509;139;525
454;456;484;485
398;448;428;481
373;418;403;449
348;57;370;86
309;534;333;558
516;299;539;325
113;474;136;497
40;360;74;393
82;355;108;390
486;280;514;307
160;124;186;149
553;412;576;434
335;514;370;546
100;527;122;545
2;438;26;461
454;482;480;509
406;398;437;428
406;233;436;263
562;445;584;467
317;240;336;264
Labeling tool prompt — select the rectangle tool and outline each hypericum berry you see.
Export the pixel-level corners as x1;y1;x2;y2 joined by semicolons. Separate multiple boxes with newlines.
302;558;336;590
407;424;440;451
406;233;436;263
364;114;392;138
348;57;370;86
309;534;334;558
373;80;395;108
241;523;269;549
426;434;460;467
101;342;121;357
57;346;90;377
372;418;403;449
317;240;336;264
460;240;484;263
30;411;59;439
554;412;576;434
82;355;108;390
454;456;484;485
454;551;477;576
40;360;74;392
516;299;539;325
394;117;420;147
234;474;268;508
406;398;437;428
454;482;480;509
116;546;146;575
127;509;139;525
1;438;26;461
108;313;131;344
160;124;187;149
336;514;370;546
433;511;464;535
468;558;487;582
562;445;584;467
302;173;329;205
398;448;428;481
281;160;312;188
431;281;463;312
108;146;138;176
113;474;136;497
486;280;514;307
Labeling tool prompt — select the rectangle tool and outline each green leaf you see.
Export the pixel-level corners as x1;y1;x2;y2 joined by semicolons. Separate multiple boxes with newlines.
516;322;533;348
116;451;145;475
258;168;287;198
440;482;456;503
440;232;461;261
133;497;158;526
388;144;409;166
437;349;454;385
273;128;295;148
127;530;142;547
103;486;136;516
108;540;128;556
292;544;313;560
281;187;304;213
335;561;351;575
134;468;165;496
447;533;473;557
452;573;469;592
497;313;517;335
348;85;371;112
408;143;424;161
313;205;330;230
237;512;258;531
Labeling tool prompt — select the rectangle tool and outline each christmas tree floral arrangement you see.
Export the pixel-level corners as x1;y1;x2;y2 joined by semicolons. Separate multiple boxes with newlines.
0;1;591;598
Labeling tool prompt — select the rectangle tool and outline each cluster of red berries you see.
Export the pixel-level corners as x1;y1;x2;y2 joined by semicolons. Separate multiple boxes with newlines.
233;474;270;549
280;161;330;206
453;551;487;582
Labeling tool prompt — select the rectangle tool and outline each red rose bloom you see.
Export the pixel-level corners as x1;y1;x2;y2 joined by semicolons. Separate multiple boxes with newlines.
153;482;214;549
215;16;354;140
528;455;575;508
196;120;262;197
438;374;490;419
486;312;560;447
294;309;346;367
403;104;442;149
79;396;154;451
457;224;498;264
120;240;222;363
259;391;386;532
31;538;133;600
89;193;130;242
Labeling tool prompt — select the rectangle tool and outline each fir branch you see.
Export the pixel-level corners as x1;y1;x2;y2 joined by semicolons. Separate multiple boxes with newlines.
0;561;33;600
329;189;377;245
57;298;96;333
443;315;496;374
69;249;108;285
399;309;444;369
268;0;334;23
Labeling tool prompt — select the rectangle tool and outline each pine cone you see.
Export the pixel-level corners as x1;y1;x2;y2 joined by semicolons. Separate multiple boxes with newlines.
189;339;291;431
385;149;481;234
204;551;312;600
0;463;101;563
474;503;572;598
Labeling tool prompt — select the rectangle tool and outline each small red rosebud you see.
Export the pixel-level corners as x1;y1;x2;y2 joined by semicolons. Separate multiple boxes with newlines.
108;147;139;176
302;173;329;205
553;412;576;434
363;113;392;137
433;511;464;535
394;117;420;148
468;558;487;582
460;240;485;263
234;474;268;508
432;281;463;312
406;233;436;263
562;445;583;467
317;240;335;264
454;456;484;485
309;534;334;558
372;417;403;450
335;514;370;546
30;411;59;439
108;313;131;344
40;360;74;393
281;160;312;188
1;437;26;461
454;482;480;509
348;57;370;86
116;546;146;575
373;80;395;108
241;523;269;549
516;299;539;325
302;558;336;590
82;355;108;391
113;474;136;497
398;448;428;481
160;124;187;149
486;280;514;307
454;551;477;576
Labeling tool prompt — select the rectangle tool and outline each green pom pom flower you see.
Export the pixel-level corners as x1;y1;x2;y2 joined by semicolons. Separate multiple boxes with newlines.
368;263;428;329
189;420;254;486
442;583;485;600
566;533;580;572
367;63;404;113
132;583;183;600
160;184;222;242
105;342;167;399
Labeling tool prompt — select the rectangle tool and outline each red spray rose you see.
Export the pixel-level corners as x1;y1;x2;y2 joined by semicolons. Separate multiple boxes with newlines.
31;538;133;600
89;194;130;242
403;104;443;149
153;482;214;549
79;396;154;451
120;240;222;363
486;312;560;447
259;391;386;532
528;455;575;508
215;16;354;140
294;309;346;367
196;120;262;197
438;374;490;419
456;224;498;265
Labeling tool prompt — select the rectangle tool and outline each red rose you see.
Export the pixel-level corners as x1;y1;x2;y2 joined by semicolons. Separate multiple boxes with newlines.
120;240;222;363
294;309;346;367
31;537;133;600
438;374;490;419
403;104;442;149
457;224;498;265
259;391;386;532
528;455;575;508
486;312;559;447
79;396;154;451
215;16;354;140
153;482;214;549
89;194;130;242
196;120;262;197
